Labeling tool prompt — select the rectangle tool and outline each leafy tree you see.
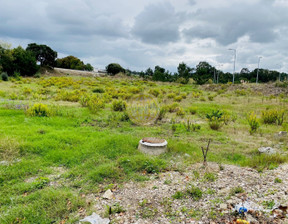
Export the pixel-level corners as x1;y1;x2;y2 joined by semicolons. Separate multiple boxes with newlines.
26;43;57;67
194;61;215;85
0;47;14;75
12;46;38;76
56;56;93;71
84;63;93;71
0;46;38;76
177;62;194;84
106;63;125;75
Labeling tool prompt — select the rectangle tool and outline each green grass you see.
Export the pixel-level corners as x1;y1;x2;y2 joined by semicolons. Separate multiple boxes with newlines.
0;76;287;222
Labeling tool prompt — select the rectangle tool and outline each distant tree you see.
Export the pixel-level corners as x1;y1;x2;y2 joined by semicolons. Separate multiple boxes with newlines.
177;62;194;84
12;46;38;76
152;66;173;82
194;61;214;85
84;63;93;71
240;68;250;74
0;46;38;76
0;47;14;75
26;43;57;67
106;63;125;75
145;68;153;77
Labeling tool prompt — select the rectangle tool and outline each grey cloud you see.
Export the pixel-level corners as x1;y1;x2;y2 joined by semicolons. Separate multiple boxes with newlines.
183;2;286;45
132;2;182;44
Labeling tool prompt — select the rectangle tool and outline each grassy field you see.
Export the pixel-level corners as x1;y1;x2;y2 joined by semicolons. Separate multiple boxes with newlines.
0;74;287;223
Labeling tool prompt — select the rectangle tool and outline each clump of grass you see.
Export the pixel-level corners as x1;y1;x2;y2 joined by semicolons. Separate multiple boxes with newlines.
27;103;52;117
246;153;287;172
183;119;201;132
186;185;203;200
148;88;160;97
262;200;276;209
105;203;126;216
274;177;282;183
173;95;182;102
176;107;185;117
230;186;244;195
172;191;185;199
203;172;217;182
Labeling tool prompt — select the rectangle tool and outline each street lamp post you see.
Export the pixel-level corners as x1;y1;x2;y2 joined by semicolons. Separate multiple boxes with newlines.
256;56;262;84
228;49;236;84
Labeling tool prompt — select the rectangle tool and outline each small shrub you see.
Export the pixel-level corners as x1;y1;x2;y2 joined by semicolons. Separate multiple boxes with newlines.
92;87;105;93
186;185;202;201
167;93;176;99
156;107;167;122
148;89;160;97
176;107;185;117
174;96;182;102
208;95;214;101
1;72;8;81
261;109;284;125
87;95;105;113
172;191;185;199
166;103;179;113
247;112;260;134
27;103;52;117
208;117;223;130
112;100;127;112
188;106;197;115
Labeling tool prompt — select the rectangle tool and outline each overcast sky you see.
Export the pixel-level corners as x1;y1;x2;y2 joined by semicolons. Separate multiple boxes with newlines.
1;0;288;73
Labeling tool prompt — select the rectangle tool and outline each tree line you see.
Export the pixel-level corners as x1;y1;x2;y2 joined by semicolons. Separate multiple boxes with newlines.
106;62;288;84
0;42;93;78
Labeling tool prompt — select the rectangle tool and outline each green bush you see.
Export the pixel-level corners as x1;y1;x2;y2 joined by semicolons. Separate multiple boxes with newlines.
92;87;105;93
148;89;160;97
27;103;52;117
87;95;105;113
261;109;284;125
173;96;182;102
247;112;260;134
1;72;9;81
206;110;224;130
176;107;185;117
188;106;197;115
112;100;127;111
106;63;125;75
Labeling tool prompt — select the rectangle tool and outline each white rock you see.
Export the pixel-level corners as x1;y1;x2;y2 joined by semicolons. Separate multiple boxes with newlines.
258;147;276;154
80;213;110;224
220;203;228;210
102;189;114;200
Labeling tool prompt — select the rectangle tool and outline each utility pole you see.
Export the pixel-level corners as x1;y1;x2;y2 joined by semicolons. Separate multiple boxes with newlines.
256;56;262;84
228;49;236;84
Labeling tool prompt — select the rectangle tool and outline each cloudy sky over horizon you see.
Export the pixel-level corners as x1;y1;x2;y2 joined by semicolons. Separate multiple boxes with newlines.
1;0;288;73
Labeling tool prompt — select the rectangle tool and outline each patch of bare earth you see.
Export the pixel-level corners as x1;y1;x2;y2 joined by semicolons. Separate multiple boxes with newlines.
87;162;288;224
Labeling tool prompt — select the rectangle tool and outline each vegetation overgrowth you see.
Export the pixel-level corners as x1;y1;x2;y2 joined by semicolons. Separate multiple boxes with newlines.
0;73;287;223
